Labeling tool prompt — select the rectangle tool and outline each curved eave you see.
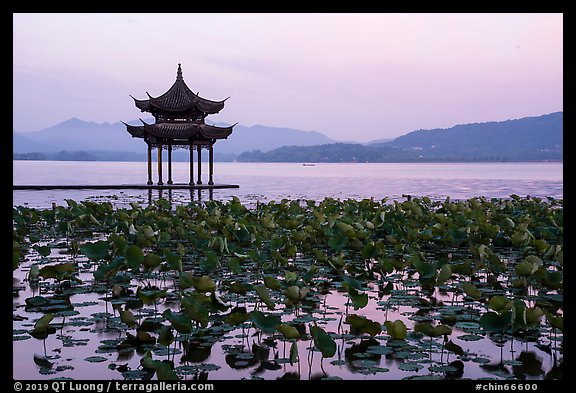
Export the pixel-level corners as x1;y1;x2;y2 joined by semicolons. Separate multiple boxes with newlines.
199;123;234;139
131;96;151;112
124;123;145;138
196;99;225;114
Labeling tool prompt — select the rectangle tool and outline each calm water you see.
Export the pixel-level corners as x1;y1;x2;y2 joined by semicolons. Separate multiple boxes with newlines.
12;161;563;208
12;160;563;380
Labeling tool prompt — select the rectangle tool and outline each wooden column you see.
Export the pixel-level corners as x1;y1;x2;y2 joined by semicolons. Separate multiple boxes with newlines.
208;144;214;185
147;143;153;185
189;143;194;186
157;142;163;186
197;146;203;185
167;144;173;185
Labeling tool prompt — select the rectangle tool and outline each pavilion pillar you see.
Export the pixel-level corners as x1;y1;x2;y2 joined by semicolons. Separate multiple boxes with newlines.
147;143;153;185
208;144;214;185
157;142;163;186
167;144;173;185
189;143;194;186
197;146;203;185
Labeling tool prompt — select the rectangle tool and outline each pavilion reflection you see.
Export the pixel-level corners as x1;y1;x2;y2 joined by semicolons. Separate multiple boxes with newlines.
147;188;214;205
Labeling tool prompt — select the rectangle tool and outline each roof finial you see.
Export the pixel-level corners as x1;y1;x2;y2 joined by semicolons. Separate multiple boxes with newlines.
176;63;183;81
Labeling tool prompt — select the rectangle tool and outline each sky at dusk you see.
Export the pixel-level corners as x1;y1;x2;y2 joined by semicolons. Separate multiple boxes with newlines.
13;13;562;142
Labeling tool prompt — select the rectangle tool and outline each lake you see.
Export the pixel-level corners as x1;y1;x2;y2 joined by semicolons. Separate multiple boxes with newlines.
12;161;563;208
12;160;563;381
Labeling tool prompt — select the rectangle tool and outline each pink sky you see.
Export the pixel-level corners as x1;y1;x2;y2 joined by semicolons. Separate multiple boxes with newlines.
13;13;562;142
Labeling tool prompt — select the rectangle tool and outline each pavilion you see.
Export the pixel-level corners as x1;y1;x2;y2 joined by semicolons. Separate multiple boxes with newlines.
123;64;235;186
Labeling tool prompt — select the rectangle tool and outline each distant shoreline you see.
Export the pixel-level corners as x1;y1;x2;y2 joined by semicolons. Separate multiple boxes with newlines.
12;158;563;164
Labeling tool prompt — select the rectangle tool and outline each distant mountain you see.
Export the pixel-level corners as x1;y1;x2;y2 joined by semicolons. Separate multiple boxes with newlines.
238;112;563;162
13;112;562;162
13;118;338;157
14;118;144;154
212;123;336;155
238;143;420;162
378;112;563;161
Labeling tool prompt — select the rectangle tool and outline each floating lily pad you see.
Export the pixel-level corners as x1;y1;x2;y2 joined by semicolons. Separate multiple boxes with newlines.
399;362;424;371
457;334;484;341
84;356;108;363
365;345;394;355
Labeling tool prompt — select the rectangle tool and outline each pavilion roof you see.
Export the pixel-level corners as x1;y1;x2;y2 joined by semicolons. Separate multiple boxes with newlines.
123;121;234;141
131;64;227;114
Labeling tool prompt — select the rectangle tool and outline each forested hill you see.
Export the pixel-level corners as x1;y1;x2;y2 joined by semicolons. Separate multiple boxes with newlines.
379;112;563;161
238;112;562;162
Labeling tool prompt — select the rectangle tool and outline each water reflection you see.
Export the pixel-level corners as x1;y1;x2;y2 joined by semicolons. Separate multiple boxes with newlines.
147;188;214;205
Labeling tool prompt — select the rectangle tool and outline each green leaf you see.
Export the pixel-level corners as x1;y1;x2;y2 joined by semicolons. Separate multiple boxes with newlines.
383;320;407;340
479;311;512;333
511;299;527;331
290;341;299;365
414;322;452;337
437;265;452;285
445;340;464;356
526;307;544;326
154;361;179;381
210;292;230;312
544;311;563;332
34;313;54;330
201;251;218;272
39;262;76;280
310;325;336;358
277;324;301;339
179;272;195;290
181;295;209;327
461;282;482;300
140;351;156;370
29;264;40;281
361;242;378;259
228;281;248;295
80;241;109;260
192;275;216;293
346;314;382;337
164;250;182;272
125;245;144;269
515;261;537;276
488;295;512;313
94;257;125;282
284;271;298;283
255;285;275;309
158;326;174;347
228;258;242;274
224;309;250;325
348;288;368;310
136;287;167;307
264;275;282;290
162;309;192;334
284;285;310;303
33;245;51;257
33;355;53;369
250;310;281;333
143;253;162;269
120;309;137;328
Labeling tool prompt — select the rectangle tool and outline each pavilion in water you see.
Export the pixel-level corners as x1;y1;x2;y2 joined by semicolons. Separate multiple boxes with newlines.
123;64;235;186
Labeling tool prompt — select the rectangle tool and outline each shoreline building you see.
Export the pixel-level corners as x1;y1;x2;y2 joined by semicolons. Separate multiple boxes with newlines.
123;64;235;186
